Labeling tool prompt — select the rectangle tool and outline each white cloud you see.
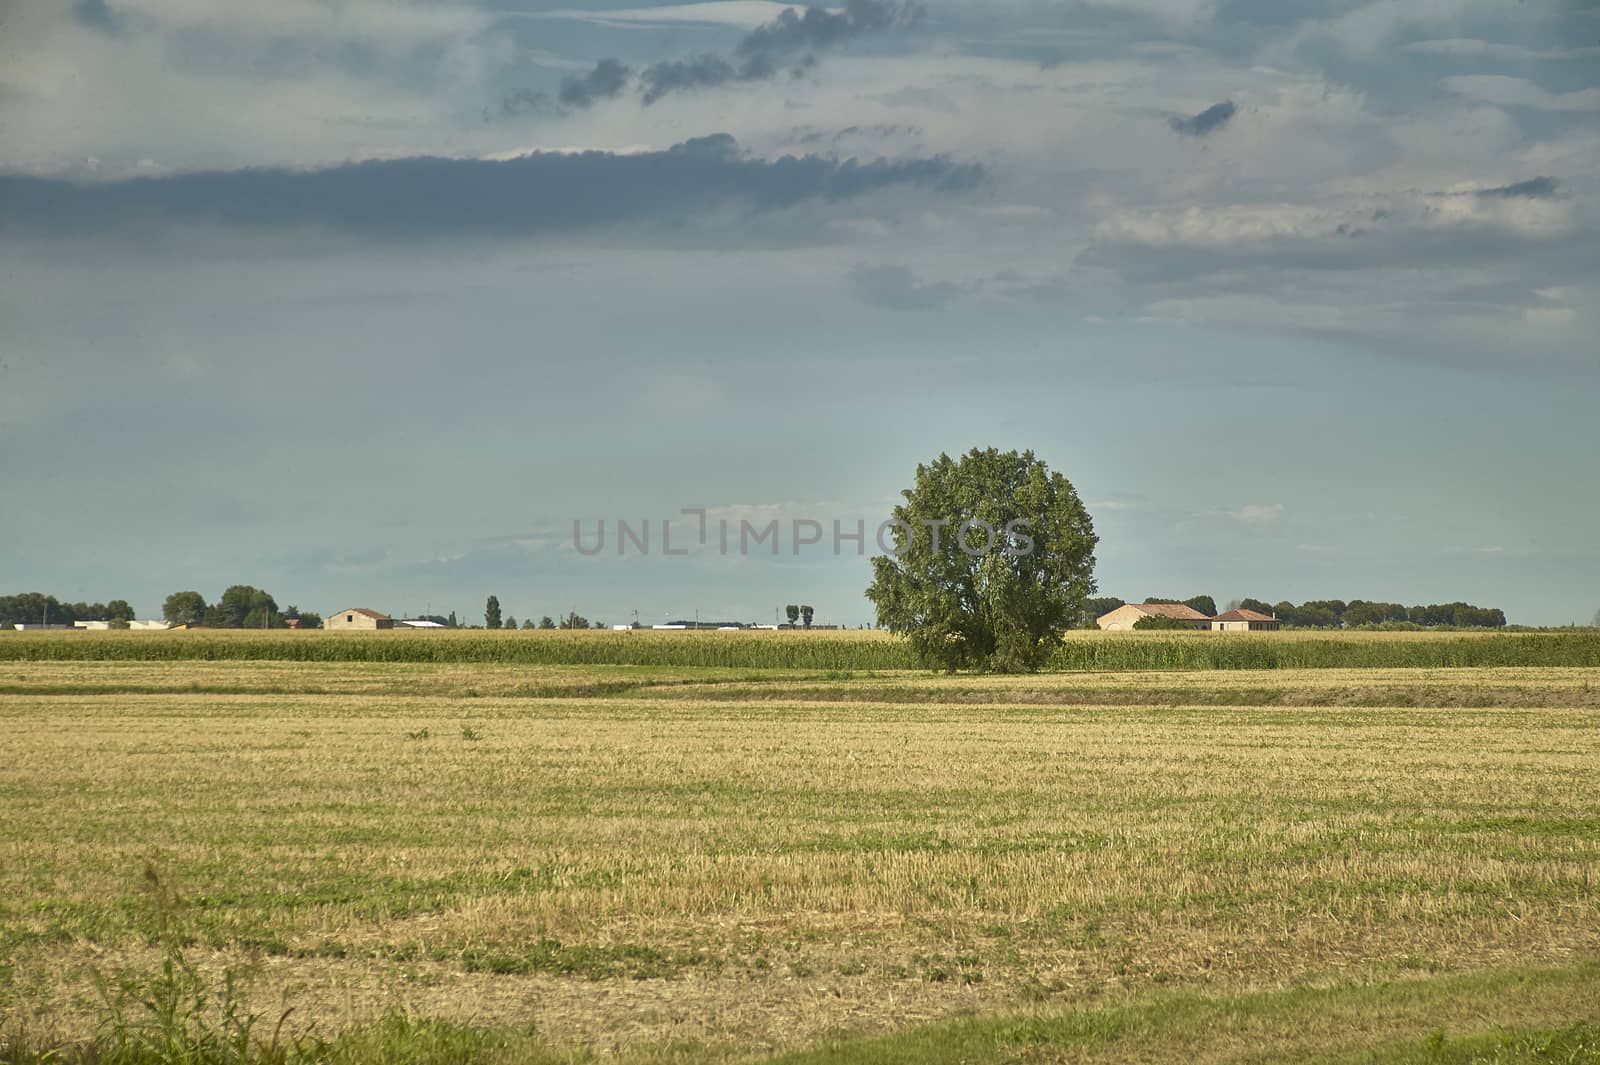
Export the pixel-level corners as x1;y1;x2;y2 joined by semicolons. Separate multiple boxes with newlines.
1404;38;1600;60
1440;75;1600;112
1230;503;1285;525
1267;0;1517;61
522;2;799;30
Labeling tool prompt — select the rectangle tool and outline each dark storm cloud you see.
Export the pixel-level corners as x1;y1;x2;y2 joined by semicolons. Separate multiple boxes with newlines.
559;58;632;109
1476;177;1559;199
1169;100;1237;137
73;0;120;32
640;54;750;105
0;135;985;240
500;88;550;117
736;0;922;58
577;0;922;107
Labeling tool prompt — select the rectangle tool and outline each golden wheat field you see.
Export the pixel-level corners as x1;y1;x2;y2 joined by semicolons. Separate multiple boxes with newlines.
1;653;1598;1063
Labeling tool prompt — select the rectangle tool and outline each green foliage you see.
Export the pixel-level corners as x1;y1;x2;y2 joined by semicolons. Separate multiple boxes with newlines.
287;608;322;630
484;596;502;630
1230;598;1506;629
800;605;814;629
163;592;209;627
1;593;138;627
786;605;800;626
213;586;279;629
1080;597;1125;628
867;448;1098;672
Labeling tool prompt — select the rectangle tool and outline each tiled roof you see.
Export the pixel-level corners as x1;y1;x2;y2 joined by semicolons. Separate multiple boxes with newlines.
1135;602;1210;620
1212;608;1276;622
333;607;391;620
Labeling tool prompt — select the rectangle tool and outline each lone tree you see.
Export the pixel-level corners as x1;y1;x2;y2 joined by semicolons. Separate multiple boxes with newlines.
786;604;800;626
800;605;814;629
867;448;1097;673
162;591;207;626
485;595;502;630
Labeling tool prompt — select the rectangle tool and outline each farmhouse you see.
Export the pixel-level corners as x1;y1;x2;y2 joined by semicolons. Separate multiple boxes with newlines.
1096;602;1211;631
1210;608;1280;632
325;608;394;631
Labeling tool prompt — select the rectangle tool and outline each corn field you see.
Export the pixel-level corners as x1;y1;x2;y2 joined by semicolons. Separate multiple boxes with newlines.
1;629;1596;670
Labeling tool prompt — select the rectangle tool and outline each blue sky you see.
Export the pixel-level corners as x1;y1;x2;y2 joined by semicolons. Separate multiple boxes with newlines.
1;0;1597;625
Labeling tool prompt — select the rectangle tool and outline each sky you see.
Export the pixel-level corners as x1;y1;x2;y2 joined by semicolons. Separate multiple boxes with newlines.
1;0;1597;627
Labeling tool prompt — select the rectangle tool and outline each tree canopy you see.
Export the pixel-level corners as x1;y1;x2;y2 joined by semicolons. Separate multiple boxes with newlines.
866;448;1097;673
1;593;138;627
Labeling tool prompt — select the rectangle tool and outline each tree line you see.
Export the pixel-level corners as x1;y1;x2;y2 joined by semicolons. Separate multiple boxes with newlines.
1080;596;1506;629
483;596;605;630
162;587;321;629
0;593;136;628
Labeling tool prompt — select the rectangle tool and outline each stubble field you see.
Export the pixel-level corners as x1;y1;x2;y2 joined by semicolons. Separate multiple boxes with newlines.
1;635;1597;1062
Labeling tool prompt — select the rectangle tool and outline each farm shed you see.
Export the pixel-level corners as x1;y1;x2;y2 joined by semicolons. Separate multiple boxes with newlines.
325;608;394;631
1096;602;1211;631
1210;608;1280;632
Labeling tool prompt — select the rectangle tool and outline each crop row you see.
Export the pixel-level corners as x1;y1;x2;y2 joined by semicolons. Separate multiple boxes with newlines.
2;630;1597;671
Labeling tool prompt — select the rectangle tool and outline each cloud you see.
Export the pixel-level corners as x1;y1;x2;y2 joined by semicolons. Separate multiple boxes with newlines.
559;58;633;109
1476;177;1558;199
737;0;920;57
586;0;923;107
501;88;550;117
1403;38;1600;61
640;54;752;105
0;134;985;240
1441;75;1600;112
848;263;963;310
73;0;119;32
1229;503;1284;525
1168;99;1235;136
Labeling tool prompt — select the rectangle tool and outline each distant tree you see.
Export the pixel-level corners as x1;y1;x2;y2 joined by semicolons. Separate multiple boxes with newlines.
1593;608;1600;628
1299;600;1346;627
560;611;589;629
105;599;135;622
447;610;459;628
504;615;517;631
867;448;1098;673
207;585;278;628
1238;598;1275;616
162;591;208;626
108;617;131;630
786;605;800;626
485;595;502;630
592;620;607;629
522;619;536;630
801;605;814;629
538;616;556;629
1081;596;1125;628
1223;599;1242;613
1345;601;1408;627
